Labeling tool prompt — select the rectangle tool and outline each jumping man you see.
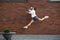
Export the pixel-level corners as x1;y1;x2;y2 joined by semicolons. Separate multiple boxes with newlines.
23;7;49;29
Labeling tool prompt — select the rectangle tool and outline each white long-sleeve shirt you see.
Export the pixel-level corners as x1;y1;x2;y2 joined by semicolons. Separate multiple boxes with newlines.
28;9;37;18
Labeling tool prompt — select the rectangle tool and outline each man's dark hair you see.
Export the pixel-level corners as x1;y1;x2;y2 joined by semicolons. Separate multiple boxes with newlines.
34;7;36;10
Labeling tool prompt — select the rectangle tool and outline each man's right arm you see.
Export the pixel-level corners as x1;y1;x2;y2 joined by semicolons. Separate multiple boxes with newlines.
26;9;31;14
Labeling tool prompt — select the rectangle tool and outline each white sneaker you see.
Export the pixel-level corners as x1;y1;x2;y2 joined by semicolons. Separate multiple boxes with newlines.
23;26;28;29
44;16;49;19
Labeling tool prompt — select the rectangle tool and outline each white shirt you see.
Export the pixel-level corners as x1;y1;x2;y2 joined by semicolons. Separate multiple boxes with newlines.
28;9;37;18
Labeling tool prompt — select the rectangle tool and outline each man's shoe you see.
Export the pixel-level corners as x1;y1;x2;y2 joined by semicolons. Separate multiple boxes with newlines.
44;16;49;19
23;26;28;29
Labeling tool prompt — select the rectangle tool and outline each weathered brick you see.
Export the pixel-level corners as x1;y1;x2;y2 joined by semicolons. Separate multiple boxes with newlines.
0;0;60;34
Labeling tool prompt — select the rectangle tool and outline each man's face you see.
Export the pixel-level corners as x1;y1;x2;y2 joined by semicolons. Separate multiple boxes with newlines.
30;7;34;10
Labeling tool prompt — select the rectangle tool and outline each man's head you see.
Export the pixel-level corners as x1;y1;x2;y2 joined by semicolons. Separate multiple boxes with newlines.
30;7;36;10
30;7;34;9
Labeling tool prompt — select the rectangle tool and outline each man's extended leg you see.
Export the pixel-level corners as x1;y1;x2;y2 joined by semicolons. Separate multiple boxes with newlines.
38;16;49;21
23;20;34;29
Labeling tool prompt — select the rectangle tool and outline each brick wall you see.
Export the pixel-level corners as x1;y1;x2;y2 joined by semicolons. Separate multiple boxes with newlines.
0;0;60;34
